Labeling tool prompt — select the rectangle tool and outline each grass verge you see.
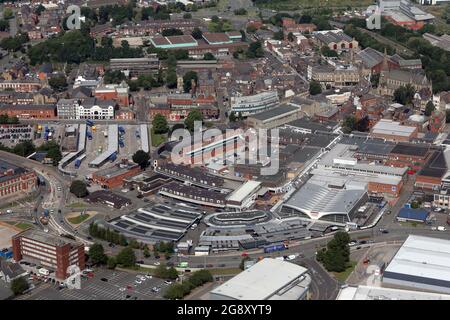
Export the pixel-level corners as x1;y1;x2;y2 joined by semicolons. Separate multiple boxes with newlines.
151;128;167;147
333;261;357;283
67;213;90;225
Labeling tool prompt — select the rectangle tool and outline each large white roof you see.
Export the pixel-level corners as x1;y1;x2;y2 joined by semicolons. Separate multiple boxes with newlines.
371;119;416;137
226;180;261;203
385;235;450;283
210;258;308;300
338;285;450;300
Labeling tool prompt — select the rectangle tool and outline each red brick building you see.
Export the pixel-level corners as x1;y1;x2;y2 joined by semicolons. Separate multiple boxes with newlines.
0;160;37;199
92;161;141;189
0;104;57;119
387;144;431;171
12;229;85;281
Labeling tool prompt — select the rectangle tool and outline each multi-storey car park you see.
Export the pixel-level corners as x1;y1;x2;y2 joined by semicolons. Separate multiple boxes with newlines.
107;203;202;243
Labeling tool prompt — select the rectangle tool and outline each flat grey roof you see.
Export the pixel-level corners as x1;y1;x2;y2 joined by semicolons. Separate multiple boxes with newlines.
249;104;299;122
210;258;308;300
384;235;450;286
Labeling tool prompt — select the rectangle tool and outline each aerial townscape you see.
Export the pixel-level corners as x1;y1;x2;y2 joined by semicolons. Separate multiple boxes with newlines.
1;0;450;305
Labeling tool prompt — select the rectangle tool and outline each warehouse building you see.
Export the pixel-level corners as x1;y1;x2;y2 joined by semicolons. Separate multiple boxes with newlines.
370;119;418;142
246;104;302;129
383;235;450;294
209;258;311;300
337;285;450;300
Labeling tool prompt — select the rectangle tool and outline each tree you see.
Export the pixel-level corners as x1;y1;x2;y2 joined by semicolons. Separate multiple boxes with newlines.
393;84;415;105
183;13;192;19
246;25;257;33
343;116;357;134
143;246;151;258
107;256;117;269
447;110;450;123
184;110;203;132
116;247;136;267
191;27;203;40
321;45;338;57
287;32;295;42
309;80;322;95
162;28;183;37
70;180;88;198
101;36;113;47
425;101;435;117
183;71;198;93
132;150;150;169
203;52;215;60
234;8;247;15
164;283;187;300
229;111;237;122
48;76;68;92
10;277;29;295
272;30;284;40
239;256;251;270
89;243;107;265
166;267;179;280
3;8;13;20
317;231;351;273
0;20;9;32
246;41;264;58
152;114;169;134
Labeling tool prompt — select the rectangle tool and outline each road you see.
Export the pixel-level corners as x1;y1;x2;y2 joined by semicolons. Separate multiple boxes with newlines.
0;150;92;245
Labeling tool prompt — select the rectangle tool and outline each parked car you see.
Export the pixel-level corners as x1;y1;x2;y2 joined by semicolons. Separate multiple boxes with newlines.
100;278;108;282
164;280;172;285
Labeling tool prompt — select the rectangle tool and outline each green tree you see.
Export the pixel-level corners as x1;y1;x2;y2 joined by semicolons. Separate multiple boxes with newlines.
234;8;247;15
116;247;136;267
184;110;203;132
393;84;416;105
183;71;198;93
287;32;295;42
343;116;357;134
239;256;251;270
143;245;151;258
3;8;13;20
10;277;29;296
89;243;108;265
246;41;264;58
48;76;67;92
318;231;351;272
425;101;435;117
152;114;169;134
309;80;322;95
163;283;187;299
203;52;215;60
321;45;338;57
272;30;284;40
166;267;179;280
0;20;9;32
446;110;450;123
183;13;192;19
107;256;117;269
70;180;88;198
246;25;257;33
191;27;203;40
162;28;183;37
132;149;150;169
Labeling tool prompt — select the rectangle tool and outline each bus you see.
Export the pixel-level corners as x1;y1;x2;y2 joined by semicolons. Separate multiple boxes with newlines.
178;262;188;268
